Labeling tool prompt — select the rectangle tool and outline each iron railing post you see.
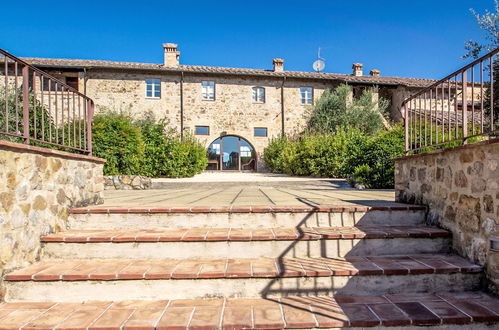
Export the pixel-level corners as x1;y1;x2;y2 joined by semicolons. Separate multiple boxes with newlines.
87;100;94;155
22;65;30;144
403;105;409;153
491;56;495;131
462;71;467;143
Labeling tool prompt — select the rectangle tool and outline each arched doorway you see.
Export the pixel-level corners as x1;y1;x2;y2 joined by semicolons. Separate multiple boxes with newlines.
207;135;257;171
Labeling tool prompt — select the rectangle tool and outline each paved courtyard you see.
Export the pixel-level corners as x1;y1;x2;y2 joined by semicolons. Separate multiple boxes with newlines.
100;173;396;209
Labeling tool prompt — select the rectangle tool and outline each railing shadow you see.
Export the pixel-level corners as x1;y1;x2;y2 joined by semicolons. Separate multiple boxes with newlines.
258;196;428;319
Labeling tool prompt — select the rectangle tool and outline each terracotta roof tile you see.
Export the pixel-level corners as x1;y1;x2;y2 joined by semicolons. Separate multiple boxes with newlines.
21;57;435;87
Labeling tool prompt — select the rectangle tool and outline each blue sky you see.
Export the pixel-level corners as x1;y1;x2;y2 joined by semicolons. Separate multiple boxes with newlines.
0;0;493;79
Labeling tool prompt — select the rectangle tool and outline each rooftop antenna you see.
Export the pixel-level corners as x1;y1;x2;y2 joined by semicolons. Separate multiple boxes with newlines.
312;47;326;73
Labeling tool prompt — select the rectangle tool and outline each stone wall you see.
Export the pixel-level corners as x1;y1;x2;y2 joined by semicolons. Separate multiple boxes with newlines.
0;141;105;299
395;139;499;293
79;69;406;171
104;175;152;190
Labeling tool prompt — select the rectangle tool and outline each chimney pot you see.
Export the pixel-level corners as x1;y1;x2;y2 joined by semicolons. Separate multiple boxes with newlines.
352;63;363;76
163;43;180;67
370;69;380;77
273;58;284;72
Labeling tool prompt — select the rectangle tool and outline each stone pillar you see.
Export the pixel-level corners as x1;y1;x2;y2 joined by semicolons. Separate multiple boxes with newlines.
352;63;363;76
163;43;180;67
372;86;379;109
273;58;284;72
346;87;353;106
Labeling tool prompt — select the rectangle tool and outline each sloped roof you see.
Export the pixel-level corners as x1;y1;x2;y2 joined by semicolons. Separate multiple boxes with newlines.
22;57;435;88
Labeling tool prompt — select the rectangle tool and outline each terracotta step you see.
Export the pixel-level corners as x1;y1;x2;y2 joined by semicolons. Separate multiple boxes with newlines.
4;255;482;301
0;292;498;329
41;226;450;242
41;226;452;259
68;204;427;229
70;204;427;214
6;254;479;281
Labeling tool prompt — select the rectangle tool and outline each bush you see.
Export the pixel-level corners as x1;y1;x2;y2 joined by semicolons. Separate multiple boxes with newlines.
263;135;290;173
263;125;405;188
174;134;209;177
0;86;66;149
263;128;368;178
92;111;144;175
350;124;405;188
92;111;207;177
136;114;207;178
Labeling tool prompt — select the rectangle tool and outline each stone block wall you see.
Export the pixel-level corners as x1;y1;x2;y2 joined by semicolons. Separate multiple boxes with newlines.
395;139;499;293
104;175;152;190
0;141;105;299
81;69;392;171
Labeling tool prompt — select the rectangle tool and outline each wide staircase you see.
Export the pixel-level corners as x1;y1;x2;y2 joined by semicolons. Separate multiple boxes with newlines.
1;202;499;329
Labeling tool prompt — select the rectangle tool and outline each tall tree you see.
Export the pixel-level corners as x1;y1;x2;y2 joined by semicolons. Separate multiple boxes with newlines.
307;84;389;136
464;1;499;128
463;1;499;59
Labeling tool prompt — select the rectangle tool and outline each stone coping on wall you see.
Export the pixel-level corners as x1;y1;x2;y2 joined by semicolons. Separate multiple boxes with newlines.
395;137;499;162
0;140;106;164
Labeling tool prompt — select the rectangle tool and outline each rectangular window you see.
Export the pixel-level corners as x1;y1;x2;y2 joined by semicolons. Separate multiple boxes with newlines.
146;79;161;98
252;87;265;103
65;77;79;91
202;81;215;100
195;126;210;135
254;127;267;137
300;87;313;105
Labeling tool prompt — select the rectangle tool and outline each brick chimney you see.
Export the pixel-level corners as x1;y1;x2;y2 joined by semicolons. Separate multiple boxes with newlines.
163;43;180;67
273;58;284;72
352;63;363;76
370;69;380;77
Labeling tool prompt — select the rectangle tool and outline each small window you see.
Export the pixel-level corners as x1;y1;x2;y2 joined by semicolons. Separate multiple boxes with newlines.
254;127;267;137
300;87;313;105
252;87;265;103
65;77;79;91
353;86;366;99
202;81;215;100
195;126;210;135
146;79;161;98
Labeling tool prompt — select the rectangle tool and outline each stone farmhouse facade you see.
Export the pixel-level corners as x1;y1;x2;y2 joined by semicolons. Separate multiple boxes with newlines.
24;43;433;171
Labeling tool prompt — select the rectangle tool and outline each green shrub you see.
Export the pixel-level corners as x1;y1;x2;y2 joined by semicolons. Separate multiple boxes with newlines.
174;134;208;177
263;128;368;178
263;135;290;173
333;128;370;177
0;86;59;147
349;164;373;187
92;111;208;177
263;125;404;188
351;124;405;188
92;111;144;175
135;113;207;178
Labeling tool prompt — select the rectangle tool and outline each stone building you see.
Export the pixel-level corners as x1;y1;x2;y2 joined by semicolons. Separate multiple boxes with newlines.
23;43;433;171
